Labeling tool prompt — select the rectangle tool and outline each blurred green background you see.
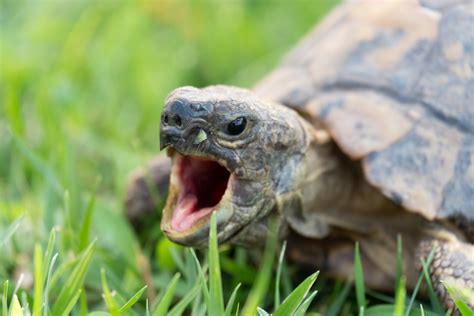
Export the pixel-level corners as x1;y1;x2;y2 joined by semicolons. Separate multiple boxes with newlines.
0;0;336;313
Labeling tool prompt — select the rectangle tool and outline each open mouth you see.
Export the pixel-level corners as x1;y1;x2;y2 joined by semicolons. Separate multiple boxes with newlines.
165;152;232;234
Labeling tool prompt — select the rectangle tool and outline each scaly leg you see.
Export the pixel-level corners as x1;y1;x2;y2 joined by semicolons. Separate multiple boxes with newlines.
417;236;474;315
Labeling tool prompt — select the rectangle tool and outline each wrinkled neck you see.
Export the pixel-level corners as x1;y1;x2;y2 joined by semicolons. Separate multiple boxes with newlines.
289;118;401;237
275;118;359;239
299;123;356;212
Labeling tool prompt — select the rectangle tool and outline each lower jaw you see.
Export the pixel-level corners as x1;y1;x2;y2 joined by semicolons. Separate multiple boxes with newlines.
161;205;234;246
160;181;235;245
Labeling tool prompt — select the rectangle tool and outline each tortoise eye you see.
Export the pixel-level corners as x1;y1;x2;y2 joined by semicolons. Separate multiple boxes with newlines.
227;117;247;135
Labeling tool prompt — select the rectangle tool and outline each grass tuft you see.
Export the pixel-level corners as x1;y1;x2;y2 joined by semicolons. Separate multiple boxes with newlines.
51;241;96;315
326;281;352;316
167;280;201;316
241;218;279;315
273;271;319;316
152;272;180;316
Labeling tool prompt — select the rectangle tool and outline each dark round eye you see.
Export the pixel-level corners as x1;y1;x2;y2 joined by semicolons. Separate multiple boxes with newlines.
227;117;247;135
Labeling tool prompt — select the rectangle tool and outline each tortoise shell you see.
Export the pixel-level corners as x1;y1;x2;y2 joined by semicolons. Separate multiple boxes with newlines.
255;0;474;221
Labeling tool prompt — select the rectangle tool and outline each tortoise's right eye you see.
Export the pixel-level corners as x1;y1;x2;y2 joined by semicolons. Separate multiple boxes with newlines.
227;117;247;136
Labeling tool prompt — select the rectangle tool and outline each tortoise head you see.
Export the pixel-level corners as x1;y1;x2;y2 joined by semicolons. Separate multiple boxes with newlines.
159;85;310;247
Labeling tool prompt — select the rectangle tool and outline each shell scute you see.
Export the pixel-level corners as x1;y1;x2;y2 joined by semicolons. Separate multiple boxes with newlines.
255;1;474;219
308;90;416;159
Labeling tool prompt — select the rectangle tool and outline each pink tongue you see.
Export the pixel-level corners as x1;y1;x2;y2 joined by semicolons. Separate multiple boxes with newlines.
171;194;216;232
171;195;197;232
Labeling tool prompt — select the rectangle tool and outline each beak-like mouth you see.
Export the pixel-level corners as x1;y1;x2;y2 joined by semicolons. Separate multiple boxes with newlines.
161;149;234;244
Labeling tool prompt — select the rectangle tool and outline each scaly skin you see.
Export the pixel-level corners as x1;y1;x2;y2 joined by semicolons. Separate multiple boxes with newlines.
125;85;474;312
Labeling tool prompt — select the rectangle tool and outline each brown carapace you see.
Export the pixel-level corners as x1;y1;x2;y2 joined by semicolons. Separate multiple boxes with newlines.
125;1;474;313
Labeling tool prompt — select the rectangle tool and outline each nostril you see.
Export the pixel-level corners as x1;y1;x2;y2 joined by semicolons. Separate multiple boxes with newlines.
162;114;169;125
174;115;182;127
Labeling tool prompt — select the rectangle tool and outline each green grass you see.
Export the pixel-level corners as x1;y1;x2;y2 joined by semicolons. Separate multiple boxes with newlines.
0;1;335;313
1;0;473;315
6;210;472;316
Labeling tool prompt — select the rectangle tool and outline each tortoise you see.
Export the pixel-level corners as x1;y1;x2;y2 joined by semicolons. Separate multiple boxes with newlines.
125;0;474;311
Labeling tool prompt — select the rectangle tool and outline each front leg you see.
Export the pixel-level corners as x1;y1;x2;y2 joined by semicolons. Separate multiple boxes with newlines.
417;236;474;315
124;155;171;229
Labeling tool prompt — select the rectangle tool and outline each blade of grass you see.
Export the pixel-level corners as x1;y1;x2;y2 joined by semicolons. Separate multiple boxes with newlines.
189;249;209;306
33;244;43;316
275;241;287;309
273;271;319;316
394;276;406;316
182;248;199;285
420;246;444;314
11;133;62;196
241;218;279;315
395;235;403;293
420;304;425;316
49;255;81;290
79;291;88;316
365;304;439;316
78;180;99;251
366;290;395;304
21;292;30;316
354;242;366;309
170;248;186;276
167;280;201;316
294;289;318;316
326;280;352;316
12;274;24;298
3;280;8;316
152;272;180;316
10;294;23;316
120;286;147;313
42;230;56;285
224;283;241;316
43;253;58;316
443;282;474;316
61;289;83;316
208;212;224;316
100;268;120;316
190;287;204;316
51;241;96;315
1;215;23;246
234;303;240;316
406;245;437;316
256;307;270;316
281;262;293;302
